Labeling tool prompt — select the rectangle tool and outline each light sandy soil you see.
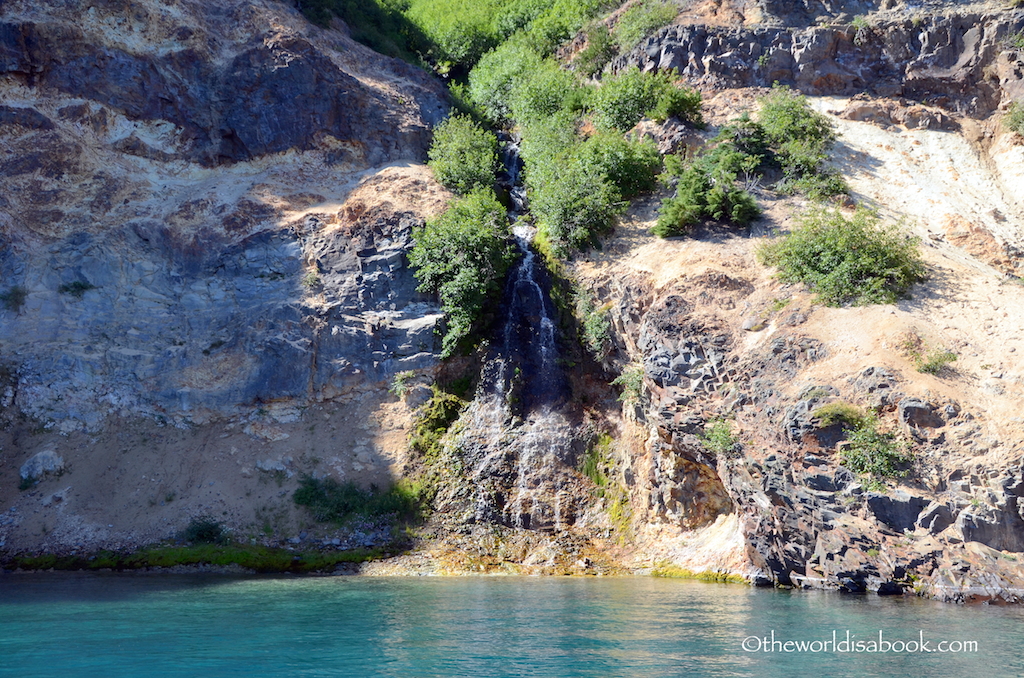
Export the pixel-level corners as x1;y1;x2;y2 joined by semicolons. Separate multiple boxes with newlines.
570;92;1024;571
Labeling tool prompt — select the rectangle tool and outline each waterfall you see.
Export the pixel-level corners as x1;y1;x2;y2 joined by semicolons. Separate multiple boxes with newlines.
448;137;579;533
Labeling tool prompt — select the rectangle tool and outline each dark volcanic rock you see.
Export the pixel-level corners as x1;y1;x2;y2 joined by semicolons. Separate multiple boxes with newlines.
867;490;930;533
609;12;1024;115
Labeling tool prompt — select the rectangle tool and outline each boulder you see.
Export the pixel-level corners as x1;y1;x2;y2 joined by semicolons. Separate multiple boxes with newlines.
19;449;65;481
866;490;929;532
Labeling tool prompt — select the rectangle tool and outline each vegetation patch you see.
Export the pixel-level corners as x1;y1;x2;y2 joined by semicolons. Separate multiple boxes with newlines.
611;363;645;404
897;332;957;375
181;516;228;545
651;562;747;583
409;190;517;357
580;433;613;491
293;477;423;525
574;286;612;357
589;67;703;131
614;0;677;51
840;415;913;481
1005;101;1024;137
427;114;499;194
757;207;926;306
0;286;27;312
58;280;96;298
8;544;386;574
700;418;739;457
812;402;867;430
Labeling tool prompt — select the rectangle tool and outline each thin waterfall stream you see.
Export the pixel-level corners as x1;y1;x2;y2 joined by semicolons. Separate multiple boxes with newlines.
444;133;583;533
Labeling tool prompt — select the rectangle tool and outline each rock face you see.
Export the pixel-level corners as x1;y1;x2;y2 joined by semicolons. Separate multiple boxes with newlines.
0;0;452;432
611;11;1024;115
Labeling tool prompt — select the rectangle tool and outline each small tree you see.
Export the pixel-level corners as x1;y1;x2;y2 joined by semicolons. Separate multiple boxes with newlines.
427;114;499;195
409;190;517;356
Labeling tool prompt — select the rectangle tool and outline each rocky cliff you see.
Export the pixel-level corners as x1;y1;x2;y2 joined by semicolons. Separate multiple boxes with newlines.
2;0;1024;602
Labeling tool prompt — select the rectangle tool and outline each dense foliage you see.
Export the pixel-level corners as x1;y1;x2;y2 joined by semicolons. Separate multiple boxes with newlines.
589;67;702;130
408;190;517;356
757;207;927;306
427;114;499;194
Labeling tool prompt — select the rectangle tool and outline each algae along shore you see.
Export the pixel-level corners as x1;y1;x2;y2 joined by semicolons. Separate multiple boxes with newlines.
2;0;1024;612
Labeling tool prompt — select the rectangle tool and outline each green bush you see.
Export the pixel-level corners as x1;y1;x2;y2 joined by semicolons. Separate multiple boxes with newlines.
612;363;645;404
530;161;622;253
294;477;422;523
1006;101;1024;136
299;0;426;64
181;516;228;545
427;114;499;194
653;144;760;236
575;132;662;199
647;85;703;124
519;0;608;55
508;58;584;125
917;349;958;375
589;68;701;130
614;0;676;50
756;86;847;198
409;190;517;356
840;417;913;480
58;280;95;298
757;207;926;306
812;402;867;429
574;286;611;355
700;419;738;456
405;0;505;72
493;0;549;39
575;24;617;77
468;37;544;122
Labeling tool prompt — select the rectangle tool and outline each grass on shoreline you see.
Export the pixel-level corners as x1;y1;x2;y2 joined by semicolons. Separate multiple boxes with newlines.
3;542;395;574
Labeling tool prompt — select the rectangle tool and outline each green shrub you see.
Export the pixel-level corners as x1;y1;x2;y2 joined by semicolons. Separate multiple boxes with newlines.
493;0;549;39
427;114;499;194
648;85;703;124
410;386;467;460
1006;30;1024;51
575;132;662;199
468;37;544;122
612;363;645;404
653;148;760;236
299;0;426;64
580;433;613;488
519;0;608;55
508;58;584;124
575;286;611;354
700;419;738;456
294;477;422;523
757;207;926;306
181;516;228;545
409;190;517;356
917;349;957;375
389;370;416;398
840;417;913;480
812;402;867;429
405;0;505;73
614;0;676;50
756;86;846;197
575;24;617;77
1006;101;1024;136
588;67;660;130
531;161;622;253
0;286;27;312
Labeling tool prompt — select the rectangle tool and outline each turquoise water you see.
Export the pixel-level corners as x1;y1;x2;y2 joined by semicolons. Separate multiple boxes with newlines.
1;574;1022;677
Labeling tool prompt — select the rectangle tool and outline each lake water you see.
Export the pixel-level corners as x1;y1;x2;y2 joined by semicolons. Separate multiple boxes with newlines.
1;574;1022;677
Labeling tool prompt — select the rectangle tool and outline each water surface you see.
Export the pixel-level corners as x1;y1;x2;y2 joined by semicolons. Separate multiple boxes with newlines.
1;574;1021;677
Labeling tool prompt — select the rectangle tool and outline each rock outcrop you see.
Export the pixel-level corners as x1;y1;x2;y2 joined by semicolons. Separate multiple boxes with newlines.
611;11;1024;116
0;0;452;432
